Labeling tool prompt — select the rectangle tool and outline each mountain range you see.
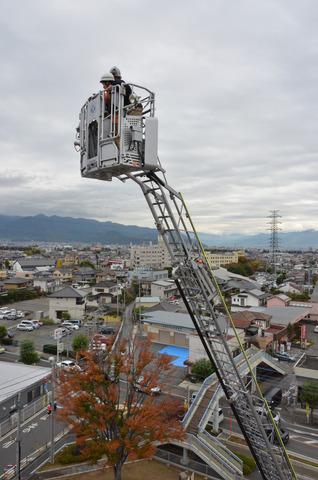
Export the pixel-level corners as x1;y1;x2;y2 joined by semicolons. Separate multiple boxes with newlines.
0;214;317;249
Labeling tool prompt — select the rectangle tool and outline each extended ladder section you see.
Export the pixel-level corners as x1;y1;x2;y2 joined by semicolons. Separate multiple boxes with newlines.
77;80;297;480
124;170;297;480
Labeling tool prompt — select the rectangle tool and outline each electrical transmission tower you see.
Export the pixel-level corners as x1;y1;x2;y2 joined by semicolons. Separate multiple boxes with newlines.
267;210;282;286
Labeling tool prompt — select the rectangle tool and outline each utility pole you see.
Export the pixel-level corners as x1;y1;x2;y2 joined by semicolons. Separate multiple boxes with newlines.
49;357;56;464
15;392;21;480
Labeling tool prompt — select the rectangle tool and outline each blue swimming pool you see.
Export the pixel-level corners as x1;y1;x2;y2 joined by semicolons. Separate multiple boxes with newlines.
159;345;189;367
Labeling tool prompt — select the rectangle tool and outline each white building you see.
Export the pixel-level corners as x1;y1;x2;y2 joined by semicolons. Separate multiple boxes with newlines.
231;289;267;308
48;286;85;322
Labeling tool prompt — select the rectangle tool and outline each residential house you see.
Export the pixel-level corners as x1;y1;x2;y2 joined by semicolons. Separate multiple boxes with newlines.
73;267;96;284
267;294;291;307
231;289;267;308
89;280;121;305
12;257;56;276
253;306;311;351
279;282;302;295
151;279;178;300
48;286;86;322
128;267;169;296
3;277;31;290
53;267;73;284
33;271;60;293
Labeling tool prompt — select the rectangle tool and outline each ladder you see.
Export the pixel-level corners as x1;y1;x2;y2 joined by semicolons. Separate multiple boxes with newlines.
123;169;297;480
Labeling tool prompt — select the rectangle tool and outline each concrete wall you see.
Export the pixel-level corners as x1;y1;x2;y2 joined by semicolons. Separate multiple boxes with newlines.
48;297;85;323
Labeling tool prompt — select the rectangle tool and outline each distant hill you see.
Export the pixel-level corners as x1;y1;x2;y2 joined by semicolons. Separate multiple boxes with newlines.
0;214;157;245
200;230;318;249
0;214;317;248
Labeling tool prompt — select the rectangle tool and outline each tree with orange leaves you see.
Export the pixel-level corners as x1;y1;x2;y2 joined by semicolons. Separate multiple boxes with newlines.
57;338;185;480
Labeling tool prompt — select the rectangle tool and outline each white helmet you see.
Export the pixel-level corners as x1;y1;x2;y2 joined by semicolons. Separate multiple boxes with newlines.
110;66;121;77
100;72;114;83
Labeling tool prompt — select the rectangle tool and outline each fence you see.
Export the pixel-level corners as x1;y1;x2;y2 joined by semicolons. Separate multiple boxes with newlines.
0;394;48;438
155;448;223;480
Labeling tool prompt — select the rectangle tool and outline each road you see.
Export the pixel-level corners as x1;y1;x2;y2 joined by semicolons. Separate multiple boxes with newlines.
0;408;66;475
221;405;318;462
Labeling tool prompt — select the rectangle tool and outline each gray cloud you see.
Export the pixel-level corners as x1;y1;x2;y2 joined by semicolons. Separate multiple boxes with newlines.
0;0;318;235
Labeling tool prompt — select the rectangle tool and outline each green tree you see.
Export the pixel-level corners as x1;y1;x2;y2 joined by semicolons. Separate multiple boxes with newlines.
79;260;96;269
300;381;318;424
62;311;71;321
0;325;7;340
4;259;10;269
191;358;215;381
72;334;89;354
19;340;39;365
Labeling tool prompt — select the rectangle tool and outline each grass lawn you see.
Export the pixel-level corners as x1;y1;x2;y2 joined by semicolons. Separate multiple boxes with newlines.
61;459;204;480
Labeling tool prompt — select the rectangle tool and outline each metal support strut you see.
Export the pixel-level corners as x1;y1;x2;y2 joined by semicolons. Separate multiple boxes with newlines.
123;169;297;480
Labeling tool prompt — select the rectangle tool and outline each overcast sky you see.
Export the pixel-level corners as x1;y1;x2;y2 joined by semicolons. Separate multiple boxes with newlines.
1;0;317;235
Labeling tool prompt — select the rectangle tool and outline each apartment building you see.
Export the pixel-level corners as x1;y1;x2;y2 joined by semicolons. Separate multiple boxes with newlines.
130;239;171;269
205;250;239;267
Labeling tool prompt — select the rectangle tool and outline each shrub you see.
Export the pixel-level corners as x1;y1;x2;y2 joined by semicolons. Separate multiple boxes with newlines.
41;317;55;325
55;443;95;465
72;334;89;353
2;337;13;346
0;325;7;340
20;340;39;365
191;358;215;381
232;451;257;475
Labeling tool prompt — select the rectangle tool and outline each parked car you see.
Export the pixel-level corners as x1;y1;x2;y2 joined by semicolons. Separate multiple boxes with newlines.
134;376;161;395
273;352;295;363
68;320;82;328
17;323;33;331
5;313;17;320
99;326;116;335
61;321;79;330
0;308;12;315
6;329;15;338
31;320;43;328
19;320;38;330
313;325;318;333
56;359;77;368
16;311;25;319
